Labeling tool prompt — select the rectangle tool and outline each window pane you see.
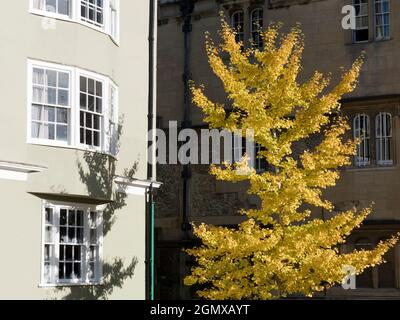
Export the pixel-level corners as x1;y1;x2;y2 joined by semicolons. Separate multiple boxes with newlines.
58;0;70;15
59;263;65;279
80;93;87;109
46;70;57;87
89;263;95;279
97;11;103;24
60;209;67;225
66;263;73;279
76;228;84;243
60;227;67;242
96;98;102;113
96;81;102;97
68;228;75;243
386;114;392;136
77;211;84;226
45;226;54;243
66;246;73;261
90;229;97;244
74;263;81;279
89;8;95;21
56;125;68;141
88;95;95;111
31;122;41;138
80;112;85;127
45;124;55;140
44;244;54;261
89;246;96;260
86;130;92;145
80;76;87;92
74;246;81;261
33;86;44;103
47;88;57;105
68;210;75;226
32;105;43;121
45;208;53;225
93;131;100;147
43;107;55;122
80;128;85;144
60;245;65;260
45;0;57;13
56;108;68;124
58;89;69;106
93;115;100;130
86;113;93;128
33;68;45;85
44;262;51;283
90;211;97;227
58;71;69;88
88;79;95;95
81;4;87;18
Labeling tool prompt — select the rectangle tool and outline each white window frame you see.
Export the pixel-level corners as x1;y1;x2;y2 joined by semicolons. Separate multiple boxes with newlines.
374;0;390;40
29;63;73;147
375;112;393;166
353;0;369;43
30;0;73;20
231;10;244;44
29;0;120;44
77;69;107;152
353;114;371;166
27;59;119;156
40;201;103;287
250;8;264;49
109;0;120;42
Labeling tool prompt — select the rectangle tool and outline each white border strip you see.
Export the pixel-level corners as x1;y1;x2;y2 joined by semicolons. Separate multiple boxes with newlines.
0;161;47;182
114;176;162;196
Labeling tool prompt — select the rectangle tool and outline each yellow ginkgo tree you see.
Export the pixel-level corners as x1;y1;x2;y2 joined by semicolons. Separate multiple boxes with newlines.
184;20;398;300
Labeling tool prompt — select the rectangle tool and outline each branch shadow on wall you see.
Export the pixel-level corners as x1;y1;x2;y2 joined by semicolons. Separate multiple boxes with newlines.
58;118;140;299
59;257;139;300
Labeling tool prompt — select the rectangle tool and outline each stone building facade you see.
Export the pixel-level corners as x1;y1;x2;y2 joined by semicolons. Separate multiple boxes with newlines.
156;0;400;299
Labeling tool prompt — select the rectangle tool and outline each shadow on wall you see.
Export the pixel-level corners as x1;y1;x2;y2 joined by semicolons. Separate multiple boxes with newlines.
76;150;138;236
58;257;139;300
58;119;140;299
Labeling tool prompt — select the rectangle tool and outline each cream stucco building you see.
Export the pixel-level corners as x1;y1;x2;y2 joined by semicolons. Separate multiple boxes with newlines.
0;0;157;299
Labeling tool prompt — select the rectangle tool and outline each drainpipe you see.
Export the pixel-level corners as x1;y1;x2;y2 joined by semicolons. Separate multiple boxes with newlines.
146;0;157;301
180;0;194;238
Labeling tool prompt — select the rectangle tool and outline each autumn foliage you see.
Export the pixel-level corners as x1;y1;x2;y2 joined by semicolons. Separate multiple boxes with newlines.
184;20;398;300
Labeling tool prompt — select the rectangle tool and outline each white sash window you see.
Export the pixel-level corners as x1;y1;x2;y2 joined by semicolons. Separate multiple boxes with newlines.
42;202;103;286
28;60;119;156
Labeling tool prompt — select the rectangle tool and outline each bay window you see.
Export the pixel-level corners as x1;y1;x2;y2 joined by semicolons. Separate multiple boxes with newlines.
42;202;103;285
30;0;119;42
28;60;119;156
